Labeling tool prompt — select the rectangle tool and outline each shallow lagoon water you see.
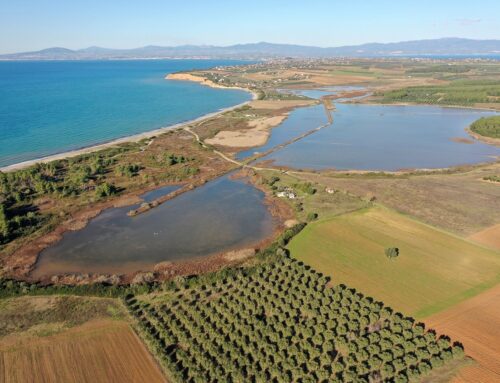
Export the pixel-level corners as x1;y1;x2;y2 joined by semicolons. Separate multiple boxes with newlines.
33;175;274;276
257;103;498;171
236;104;329;160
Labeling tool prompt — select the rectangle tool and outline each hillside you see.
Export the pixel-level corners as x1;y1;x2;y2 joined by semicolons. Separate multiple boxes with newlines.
2;38;500;60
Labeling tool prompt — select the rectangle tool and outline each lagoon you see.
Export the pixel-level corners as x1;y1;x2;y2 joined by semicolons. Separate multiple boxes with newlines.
236;104;330;160
32;174;275;276
257;103;498;171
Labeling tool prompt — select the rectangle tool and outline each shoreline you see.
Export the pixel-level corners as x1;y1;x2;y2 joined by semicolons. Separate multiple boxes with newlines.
466;127;500;147
356;98;500;113
0;74;257;173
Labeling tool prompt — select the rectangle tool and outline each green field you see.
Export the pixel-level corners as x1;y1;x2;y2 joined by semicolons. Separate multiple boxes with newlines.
288;207;500;318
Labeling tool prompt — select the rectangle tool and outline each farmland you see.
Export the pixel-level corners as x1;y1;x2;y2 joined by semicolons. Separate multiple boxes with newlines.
287;206;500;318
0;295;165;383
1;58;499;383
127;255;465;383
426;284;500;382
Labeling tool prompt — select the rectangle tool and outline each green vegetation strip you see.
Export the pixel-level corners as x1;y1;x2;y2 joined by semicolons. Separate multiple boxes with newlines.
126;255;464;383
470;115;500;139
380;80;500;106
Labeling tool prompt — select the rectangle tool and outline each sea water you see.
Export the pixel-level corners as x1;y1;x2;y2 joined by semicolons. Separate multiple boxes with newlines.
0;60;252;167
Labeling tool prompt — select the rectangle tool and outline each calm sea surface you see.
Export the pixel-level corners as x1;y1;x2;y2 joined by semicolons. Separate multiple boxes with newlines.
0;60;252;167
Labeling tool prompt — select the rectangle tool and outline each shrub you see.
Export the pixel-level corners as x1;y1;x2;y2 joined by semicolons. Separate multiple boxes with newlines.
306;212;318;221
294;182;316;195
116;163;140;177
95;182;117;198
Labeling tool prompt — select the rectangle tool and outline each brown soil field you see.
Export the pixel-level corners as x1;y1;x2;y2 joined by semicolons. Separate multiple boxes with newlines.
300;162;500;236
468;224;500;251
426;284;500;382
0;320;166;383
451;363;500;383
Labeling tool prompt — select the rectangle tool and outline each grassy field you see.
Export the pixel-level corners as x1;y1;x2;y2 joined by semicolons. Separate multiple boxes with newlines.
0;295;166;383
258;170;370;222
288;206;500;318
299;163;500;237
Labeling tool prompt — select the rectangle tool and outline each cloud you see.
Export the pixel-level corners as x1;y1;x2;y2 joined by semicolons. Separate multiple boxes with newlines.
457;18;482;26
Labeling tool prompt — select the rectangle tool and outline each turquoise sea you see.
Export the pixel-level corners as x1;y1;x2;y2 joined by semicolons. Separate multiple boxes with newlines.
0;60;252;167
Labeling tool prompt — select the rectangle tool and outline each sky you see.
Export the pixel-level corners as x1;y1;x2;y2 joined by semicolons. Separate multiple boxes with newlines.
0;0;499;54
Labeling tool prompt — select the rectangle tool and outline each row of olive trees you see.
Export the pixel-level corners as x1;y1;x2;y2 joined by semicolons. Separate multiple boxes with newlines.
126;255;464;383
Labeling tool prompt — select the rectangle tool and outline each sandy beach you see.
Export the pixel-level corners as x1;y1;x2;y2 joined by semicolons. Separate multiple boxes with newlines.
166;72;252;92
1;74;257;173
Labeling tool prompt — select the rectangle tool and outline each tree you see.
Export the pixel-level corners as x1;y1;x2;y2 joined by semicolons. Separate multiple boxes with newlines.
116;163;140;177
385;247;400;260
451;343;465;359
0;203;10;241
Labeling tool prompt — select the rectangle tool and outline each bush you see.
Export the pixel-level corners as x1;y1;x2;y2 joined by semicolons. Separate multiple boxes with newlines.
306;212;318;221
95;182;117;198
294;182;316;195
116;163;140;177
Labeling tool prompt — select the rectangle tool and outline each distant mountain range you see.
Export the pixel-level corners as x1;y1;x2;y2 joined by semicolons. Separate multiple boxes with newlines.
1;38;500;60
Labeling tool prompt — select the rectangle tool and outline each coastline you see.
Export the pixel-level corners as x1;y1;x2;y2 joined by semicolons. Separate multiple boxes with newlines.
466;127;500;147
357;99;500;113
0;74;257;173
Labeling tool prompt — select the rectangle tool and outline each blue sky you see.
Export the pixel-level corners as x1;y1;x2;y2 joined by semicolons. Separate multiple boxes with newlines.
0;0;499;53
